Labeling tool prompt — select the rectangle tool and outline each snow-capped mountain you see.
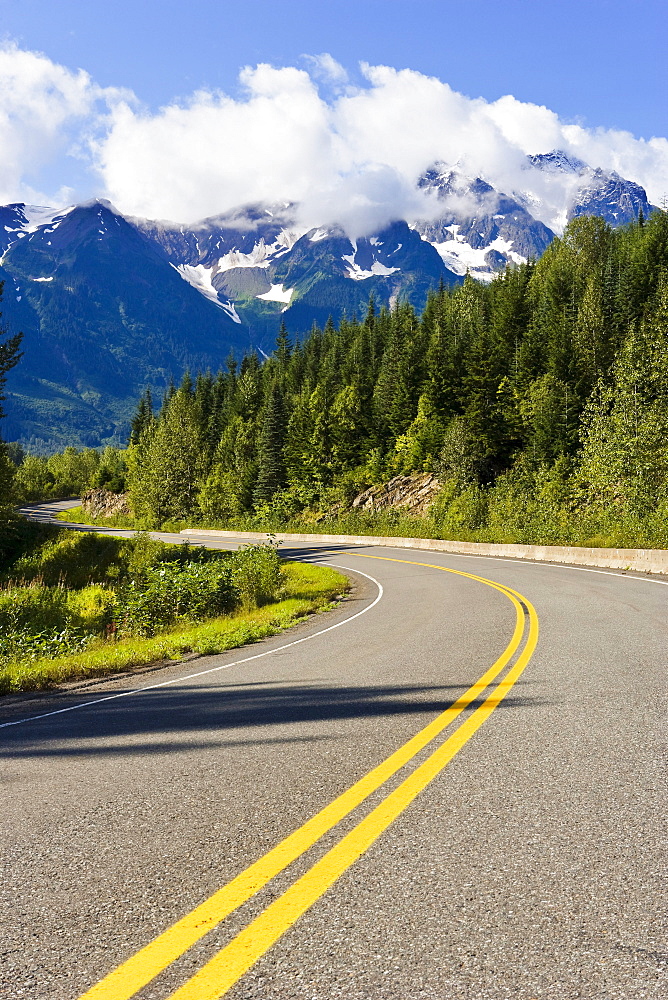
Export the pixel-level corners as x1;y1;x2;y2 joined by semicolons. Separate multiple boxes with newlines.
140;210;453;338
527;151;656;230
137;204;305;326
0;201;250;451
414;165;555;281
0;151;658;449
0;203;75;257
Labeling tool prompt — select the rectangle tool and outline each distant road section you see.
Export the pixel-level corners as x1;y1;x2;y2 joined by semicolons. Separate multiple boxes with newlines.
1;503;666;999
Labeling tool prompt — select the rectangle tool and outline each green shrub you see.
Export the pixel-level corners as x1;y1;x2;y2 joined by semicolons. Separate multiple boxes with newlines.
7;531;130;587
116;559;236;636
65;586;118;631
0;583;116;633
122;531;174;579
0;627;92;665
3;529;197;588
0;586;69;632
0;531;290;682
431;479;489;536
0;562;348;694
0;584;117;669
230;542;282;609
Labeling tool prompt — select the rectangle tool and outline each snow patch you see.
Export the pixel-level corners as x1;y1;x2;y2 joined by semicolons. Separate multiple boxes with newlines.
278;226;307;250
256;283;294;304
215;230;305;272
21;205;73;233
173;263;245;320
220;300;242;324
342;255;400;280
174;263;224;306
217;244;272;271
431;235;526;281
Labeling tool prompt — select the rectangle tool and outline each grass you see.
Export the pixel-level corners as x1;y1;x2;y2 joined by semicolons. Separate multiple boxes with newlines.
54;505;134;528
0;561;348;695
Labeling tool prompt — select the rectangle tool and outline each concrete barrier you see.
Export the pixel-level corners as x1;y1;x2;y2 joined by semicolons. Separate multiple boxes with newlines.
180;528;668;576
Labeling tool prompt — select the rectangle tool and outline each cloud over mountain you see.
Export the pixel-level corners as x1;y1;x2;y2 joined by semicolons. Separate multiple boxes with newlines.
1;44;666;234
0;43;129;207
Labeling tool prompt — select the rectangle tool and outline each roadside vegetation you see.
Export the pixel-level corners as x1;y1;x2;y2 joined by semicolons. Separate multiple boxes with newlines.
0;525;347;695
5;212;668;551
55;504;134;528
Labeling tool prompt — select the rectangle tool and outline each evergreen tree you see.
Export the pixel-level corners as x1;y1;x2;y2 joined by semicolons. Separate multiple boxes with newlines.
253;382;287;505
129;388;154;445
274;321;292;370
129;386;205;524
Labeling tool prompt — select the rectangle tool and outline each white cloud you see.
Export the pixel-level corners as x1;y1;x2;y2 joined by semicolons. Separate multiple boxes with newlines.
96;65;341;224
1;44;667;234
302;53;349;87
0;42;128;206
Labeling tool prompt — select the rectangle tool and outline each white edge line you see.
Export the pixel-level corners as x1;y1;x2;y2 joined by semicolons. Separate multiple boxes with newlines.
0;564;383;731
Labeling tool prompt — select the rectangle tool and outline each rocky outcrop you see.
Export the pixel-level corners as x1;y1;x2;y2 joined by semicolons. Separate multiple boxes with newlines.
81;488;131;518
350;473;441;517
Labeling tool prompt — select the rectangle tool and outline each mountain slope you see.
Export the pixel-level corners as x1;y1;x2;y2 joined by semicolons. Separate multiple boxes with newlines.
139;213;463;339
0;202;249;450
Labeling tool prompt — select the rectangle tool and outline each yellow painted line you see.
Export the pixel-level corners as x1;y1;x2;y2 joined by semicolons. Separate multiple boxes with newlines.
78;562;530;1000
167;585;539;999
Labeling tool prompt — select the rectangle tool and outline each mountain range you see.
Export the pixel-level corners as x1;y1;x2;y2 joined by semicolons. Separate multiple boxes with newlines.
0;151;657;451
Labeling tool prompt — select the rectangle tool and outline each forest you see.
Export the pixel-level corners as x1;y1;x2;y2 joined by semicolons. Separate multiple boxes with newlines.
7;210;668;550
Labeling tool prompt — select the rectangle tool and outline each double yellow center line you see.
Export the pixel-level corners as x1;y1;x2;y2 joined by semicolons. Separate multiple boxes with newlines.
79;555;539;1000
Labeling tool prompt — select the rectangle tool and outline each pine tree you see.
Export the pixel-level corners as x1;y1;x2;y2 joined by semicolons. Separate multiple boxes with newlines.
253;382;287;505
129;388;154;445
129;386;205;524
274;321;292;369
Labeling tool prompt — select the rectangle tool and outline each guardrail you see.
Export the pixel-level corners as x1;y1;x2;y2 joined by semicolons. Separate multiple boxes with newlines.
181;529;668;576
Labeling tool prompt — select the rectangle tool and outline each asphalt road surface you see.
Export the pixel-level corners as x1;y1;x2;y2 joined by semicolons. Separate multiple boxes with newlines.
1;502;666;999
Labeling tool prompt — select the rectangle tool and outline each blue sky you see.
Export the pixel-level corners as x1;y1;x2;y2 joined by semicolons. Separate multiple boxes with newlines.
2;0;665;136
0;0;666;225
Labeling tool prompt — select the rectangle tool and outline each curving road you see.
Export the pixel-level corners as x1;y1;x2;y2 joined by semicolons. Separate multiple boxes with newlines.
1;502;666;999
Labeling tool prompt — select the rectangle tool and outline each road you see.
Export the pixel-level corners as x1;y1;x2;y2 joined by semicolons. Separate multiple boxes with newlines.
1;502;666;999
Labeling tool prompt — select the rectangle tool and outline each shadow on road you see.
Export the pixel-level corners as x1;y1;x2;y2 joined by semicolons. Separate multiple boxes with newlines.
0;678;541;758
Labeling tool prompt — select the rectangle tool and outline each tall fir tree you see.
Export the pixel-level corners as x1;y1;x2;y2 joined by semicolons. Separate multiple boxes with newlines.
253;381;287;505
